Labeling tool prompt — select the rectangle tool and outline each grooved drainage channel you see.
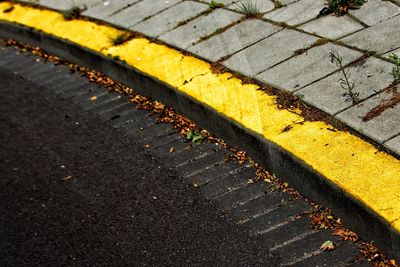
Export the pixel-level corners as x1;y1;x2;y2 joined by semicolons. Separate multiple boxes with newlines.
0;2;399;261
0;43;369;266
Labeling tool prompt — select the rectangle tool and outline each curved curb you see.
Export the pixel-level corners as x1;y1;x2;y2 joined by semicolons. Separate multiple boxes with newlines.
0;10;399;261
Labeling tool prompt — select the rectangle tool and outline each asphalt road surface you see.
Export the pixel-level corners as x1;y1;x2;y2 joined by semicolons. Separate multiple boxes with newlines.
0;44;371;266
0;68;279;266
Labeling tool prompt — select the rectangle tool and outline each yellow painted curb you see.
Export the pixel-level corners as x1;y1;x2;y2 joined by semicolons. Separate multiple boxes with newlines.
1;2;399;231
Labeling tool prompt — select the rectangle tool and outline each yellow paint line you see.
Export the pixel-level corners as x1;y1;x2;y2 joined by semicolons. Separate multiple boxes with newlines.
0;2;124;51
1;2;399;230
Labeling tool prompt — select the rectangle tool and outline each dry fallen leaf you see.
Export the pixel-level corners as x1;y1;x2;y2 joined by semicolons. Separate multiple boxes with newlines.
154;101;165;110
62;175;73;181
333;228;358;241
320;240;335;251
312;213;324;224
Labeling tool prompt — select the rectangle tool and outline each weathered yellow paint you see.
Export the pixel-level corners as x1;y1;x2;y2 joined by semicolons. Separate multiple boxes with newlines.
106;39;212;88
1;2;400;231
0;2;124;52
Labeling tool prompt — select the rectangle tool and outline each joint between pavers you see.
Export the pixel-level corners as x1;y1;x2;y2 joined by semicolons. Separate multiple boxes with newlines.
158;4;213;38
127;0;183;28
214;26;285;63
190;16;246;47
106;0;145;18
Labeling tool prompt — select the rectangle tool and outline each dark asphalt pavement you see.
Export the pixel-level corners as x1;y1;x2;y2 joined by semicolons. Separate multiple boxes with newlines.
0;68;278;266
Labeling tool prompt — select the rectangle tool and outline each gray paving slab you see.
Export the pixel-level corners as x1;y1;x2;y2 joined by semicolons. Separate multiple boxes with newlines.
158;8;242;49
264;0;326;26
297;57;394;114
350;0;400;26
256;43;362;92
341;14;400;54
299;14;364;40
188;19;281;62
336;88;400;143
106;0;180;28
132;1;210;37
222;29;318;77
38;0;100;10
385;135;400;155
82;0;141;20
228;0;275;14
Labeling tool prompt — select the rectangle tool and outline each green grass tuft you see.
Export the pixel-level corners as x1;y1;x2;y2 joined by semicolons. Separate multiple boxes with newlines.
62;6;81;20
109;32;132;46
388;53;400;84
235;0;263;18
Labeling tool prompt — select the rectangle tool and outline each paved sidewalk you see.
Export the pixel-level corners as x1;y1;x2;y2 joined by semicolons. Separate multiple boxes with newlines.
27;0;400;156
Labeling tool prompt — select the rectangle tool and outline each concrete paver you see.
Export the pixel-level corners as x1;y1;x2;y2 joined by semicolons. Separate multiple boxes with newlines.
350;0;400;26
299;14;364;39
264;0;326;25
106;0;181;28
82;0;141;19
336;89;400;143
132;1;209;37
36;0;100;10
385;135;400;155
341;15;400;54
256;43;362;92
159;8;242;49
27;0;99;10
188;19;281;61
222;28;318;77
297;57;394;114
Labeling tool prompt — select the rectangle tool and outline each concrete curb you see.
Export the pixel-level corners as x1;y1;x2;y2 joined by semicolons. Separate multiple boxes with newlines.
0;15;399;262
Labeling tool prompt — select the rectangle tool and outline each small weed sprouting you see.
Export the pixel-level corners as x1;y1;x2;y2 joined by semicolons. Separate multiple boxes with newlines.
330;50;360;105
235;0;263;18
209;0;224;9
109;32;132;46
273;0;282;8
187;130;204;144
62;6;81;20
325;0;367;16
388;53;400;84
